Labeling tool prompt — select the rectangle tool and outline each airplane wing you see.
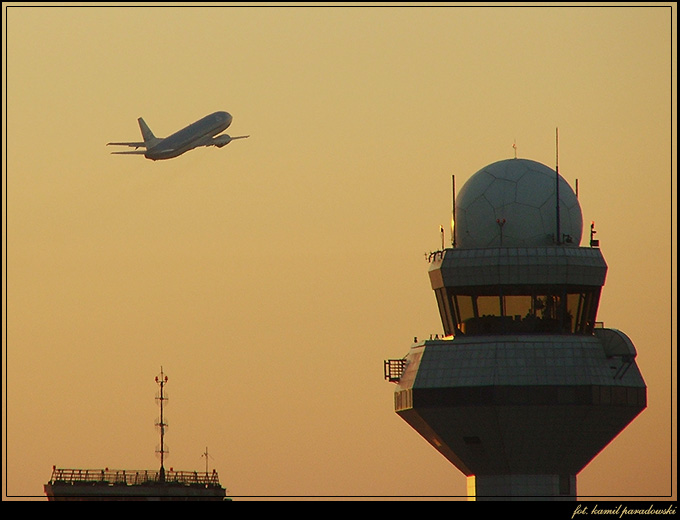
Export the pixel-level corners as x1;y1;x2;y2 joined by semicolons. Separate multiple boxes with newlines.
110;150;146;155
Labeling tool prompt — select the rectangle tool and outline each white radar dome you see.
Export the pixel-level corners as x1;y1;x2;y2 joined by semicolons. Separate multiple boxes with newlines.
455;158;582;248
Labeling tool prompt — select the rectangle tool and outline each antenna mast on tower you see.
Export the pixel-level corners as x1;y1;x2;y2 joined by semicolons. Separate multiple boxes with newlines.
155;367;169;482
203;447;210;474
202;446;216;476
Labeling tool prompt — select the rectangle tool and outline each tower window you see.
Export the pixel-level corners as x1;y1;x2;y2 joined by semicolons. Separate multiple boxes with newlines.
439;286;601;336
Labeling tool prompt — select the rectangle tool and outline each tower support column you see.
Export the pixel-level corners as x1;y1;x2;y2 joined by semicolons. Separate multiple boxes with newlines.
469;474;576;501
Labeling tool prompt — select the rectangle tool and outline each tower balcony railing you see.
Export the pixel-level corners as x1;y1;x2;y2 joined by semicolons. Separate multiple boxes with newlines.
384;359;407;382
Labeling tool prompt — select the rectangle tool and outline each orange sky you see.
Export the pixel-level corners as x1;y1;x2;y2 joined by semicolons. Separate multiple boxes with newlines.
2;3;676;500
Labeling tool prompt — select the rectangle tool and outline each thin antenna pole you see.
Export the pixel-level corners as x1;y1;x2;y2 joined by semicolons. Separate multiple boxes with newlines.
203;447;209;474
555;127;561;245
451;174;456;247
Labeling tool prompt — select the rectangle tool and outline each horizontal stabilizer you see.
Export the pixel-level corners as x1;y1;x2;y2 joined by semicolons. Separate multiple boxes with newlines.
111;150;146;155
107;142;145;148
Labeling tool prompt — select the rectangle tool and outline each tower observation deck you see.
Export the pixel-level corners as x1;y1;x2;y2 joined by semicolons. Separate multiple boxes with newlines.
44;467;227;501
385;157;646;500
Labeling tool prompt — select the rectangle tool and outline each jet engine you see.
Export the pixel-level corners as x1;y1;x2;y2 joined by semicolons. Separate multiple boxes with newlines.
212;134;233;147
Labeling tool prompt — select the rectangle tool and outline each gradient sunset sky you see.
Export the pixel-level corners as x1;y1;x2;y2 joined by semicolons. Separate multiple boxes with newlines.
3;3;676;500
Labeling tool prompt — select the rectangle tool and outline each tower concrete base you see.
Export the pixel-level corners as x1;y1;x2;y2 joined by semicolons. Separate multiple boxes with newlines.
468;474;576;501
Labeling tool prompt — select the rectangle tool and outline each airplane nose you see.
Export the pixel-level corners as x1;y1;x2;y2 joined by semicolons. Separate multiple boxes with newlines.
223;112;233;126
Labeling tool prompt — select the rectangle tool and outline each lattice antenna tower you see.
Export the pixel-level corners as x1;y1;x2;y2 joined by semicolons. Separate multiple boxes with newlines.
155;366;169;481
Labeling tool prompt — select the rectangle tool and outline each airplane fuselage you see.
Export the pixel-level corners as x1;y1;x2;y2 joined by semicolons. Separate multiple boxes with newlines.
145;111;232;160
107;110;248;160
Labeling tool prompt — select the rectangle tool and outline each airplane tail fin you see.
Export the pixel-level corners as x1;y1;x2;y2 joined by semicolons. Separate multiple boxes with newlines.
137;118;161;147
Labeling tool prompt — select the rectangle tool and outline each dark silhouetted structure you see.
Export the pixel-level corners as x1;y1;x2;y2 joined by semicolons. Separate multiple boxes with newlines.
385;158;646;500
44;368;228;501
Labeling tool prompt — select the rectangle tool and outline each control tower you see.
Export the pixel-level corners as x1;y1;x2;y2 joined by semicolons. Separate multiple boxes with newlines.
385;156;646;500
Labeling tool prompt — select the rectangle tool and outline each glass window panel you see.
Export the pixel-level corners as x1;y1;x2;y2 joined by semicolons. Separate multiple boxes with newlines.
477;295;501;317
503;295;532;319
456;295;474;322
474;295;505;334
455;295;475;334
435;288;453;336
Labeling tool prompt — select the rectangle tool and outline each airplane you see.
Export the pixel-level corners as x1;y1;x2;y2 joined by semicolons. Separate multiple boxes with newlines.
107;111;249;160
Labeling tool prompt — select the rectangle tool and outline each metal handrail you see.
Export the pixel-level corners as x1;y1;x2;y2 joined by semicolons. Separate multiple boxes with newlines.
48;467;222;486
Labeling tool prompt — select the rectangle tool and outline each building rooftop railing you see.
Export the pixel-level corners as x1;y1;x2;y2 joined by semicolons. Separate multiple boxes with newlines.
48;467;222;487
